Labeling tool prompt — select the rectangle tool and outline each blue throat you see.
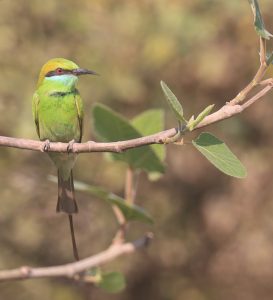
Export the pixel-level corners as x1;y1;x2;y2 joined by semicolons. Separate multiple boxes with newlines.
40;74;79;95
45;74;78;87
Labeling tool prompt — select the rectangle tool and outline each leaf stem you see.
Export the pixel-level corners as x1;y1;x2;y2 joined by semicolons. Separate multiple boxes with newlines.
112;166;136;244
125;166;134;205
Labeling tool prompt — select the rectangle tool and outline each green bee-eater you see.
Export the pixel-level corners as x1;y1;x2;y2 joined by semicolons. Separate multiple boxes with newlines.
32;58;96;214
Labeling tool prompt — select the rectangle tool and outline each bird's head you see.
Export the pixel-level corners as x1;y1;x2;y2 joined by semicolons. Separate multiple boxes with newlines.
37;58;97;88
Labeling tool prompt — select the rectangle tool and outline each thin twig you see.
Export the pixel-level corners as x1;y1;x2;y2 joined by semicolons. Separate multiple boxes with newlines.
259;78;273;86
112;166;135;244
0;233;153;282
229;37;268;105
111;205;127;245
0;130;176;153
132;171;140;201
259;37;267;65
242;84;273;109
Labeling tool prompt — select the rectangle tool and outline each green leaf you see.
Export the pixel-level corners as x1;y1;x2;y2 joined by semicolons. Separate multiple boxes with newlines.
248;0;273;39
97;272;126;293
160;81;185;122
48;175;154;224
132;109;166;180
192;132;247;178
187;104;214;131
92;103;165;174
73;179;154;224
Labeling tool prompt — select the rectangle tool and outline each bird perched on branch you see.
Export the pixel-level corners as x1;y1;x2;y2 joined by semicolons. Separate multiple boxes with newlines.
32;58;97;259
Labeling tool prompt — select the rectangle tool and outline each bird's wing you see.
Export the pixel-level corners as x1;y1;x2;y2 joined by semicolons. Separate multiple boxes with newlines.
75;93;84;142
32;92;40;138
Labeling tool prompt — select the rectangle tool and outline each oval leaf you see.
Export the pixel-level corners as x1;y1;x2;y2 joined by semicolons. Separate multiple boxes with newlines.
160;81;185;122
192;132;247;178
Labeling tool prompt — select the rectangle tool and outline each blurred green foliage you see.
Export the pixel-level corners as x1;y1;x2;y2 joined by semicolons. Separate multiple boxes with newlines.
96;271;126;293
71;177;154;224
0;0;273;300
92;104;165;174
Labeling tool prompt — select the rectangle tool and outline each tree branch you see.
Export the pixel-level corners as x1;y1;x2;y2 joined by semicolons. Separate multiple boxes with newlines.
0;78;272;154
0;233;153;282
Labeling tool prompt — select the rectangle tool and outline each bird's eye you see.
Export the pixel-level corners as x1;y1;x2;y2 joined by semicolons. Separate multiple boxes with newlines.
56;68;63;74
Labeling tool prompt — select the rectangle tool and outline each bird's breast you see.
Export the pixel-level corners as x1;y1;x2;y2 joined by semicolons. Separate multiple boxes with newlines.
38;93;81;143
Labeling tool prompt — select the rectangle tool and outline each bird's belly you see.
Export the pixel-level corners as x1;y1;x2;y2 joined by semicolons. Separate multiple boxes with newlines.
38;97;81;143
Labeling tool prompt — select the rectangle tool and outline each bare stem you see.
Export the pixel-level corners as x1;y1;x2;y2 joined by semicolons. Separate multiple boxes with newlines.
125;167;134;205
259;37;267;65
111;205;127;245
112;166;136;244
229;37;268;105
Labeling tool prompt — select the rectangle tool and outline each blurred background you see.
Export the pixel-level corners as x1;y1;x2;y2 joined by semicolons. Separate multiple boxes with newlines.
0;0;273;299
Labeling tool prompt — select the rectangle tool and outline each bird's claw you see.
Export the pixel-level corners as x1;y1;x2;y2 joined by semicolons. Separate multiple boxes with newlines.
41;139;50;152
67;139;75;153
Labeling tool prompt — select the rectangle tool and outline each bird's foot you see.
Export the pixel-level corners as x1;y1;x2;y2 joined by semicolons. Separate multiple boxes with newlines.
67;139;76;153
41;139;50;152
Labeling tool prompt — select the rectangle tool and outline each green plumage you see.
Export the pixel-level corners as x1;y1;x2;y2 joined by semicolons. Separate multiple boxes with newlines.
32;58;86;214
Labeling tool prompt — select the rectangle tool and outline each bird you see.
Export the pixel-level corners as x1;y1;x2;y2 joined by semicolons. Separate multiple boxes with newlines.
32;58;97;259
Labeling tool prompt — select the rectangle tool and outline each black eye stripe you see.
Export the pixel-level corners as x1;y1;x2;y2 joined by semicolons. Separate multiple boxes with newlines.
45;69;72;77
45;70;56;77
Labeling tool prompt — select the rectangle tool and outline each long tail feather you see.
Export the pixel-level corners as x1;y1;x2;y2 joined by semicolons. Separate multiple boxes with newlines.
57;170;78;214
68;214;79;260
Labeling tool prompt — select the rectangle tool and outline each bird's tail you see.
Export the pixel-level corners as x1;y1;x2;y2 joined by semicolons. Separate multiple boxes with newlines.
57;170;78;214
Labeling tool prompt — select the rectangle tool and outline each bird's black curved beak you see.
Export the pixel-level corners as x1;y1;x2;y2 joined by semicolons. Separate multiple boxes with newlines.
72;68;99;76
